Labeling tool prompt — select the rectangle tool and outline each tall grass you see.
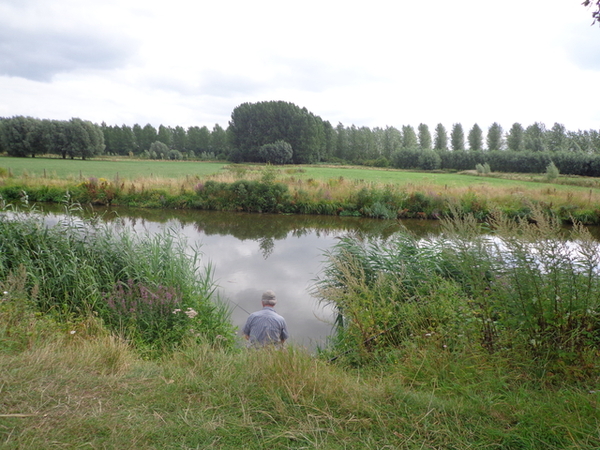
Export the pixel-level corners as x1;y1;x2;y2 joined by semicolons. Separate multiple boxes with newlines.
0;200;234;355
3;161;600;223
314;208;600;379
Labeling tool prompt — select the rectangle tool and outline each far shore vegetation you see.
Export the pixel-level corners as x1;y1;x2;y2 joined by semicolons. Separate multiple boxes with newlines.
2;156;600;224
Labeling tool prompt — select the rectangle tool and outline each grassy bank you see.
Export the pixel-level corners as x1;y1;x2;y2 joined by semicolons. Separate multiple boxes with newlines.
2;312;599;449
2;158;600;224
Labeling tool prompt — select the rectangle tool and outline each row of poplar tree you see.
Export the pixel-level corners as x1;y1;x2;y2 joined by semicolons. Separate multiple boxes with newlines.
2;101;600;172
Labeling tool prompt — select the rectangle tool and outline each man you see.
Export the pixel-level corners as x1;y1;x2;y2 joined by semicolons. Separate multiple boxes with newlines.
242;290;289;347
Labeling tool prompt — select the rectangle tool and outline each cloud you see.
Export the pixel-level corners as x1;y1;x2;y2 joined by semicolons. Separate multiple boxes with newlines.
0;1;138;81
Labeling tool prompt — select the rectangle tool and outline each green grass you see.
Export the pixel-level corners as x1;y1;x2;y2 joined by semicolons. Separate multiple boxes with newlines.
3;156;598;195
1;322;599;449
0;156;226;180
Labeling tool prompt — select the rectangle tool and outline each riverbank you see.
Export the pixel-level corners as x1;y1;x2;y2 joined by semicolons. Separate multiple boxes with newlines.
2;312;598;449
2;160;600;224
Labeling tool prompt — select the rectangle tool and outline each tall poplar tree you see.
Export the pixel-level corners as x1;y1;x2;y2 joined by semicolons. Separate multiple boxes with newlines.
507;123;525;151
434;123;448;151
418;123;432;150
468;124;483;151
401;125;418;149
450;123;465;151
486;122;504;151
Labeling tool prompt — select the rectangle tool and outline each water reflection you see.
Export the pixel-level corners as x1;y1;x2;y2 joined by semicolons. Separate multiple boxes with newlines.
33;205;443;349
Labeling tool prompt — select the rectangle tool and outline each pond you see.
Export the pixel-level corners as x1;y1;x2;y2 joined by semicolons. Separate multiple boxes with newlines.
37;205;444;349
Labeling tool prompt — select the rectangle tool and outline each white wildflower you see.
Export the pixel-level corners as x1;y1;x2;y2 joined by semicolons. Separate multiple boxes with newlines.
185;308;198;319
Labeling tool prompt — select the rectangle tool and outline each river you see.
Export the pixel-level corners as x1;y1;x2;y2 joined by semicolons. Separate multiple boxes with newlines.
36;205;444;349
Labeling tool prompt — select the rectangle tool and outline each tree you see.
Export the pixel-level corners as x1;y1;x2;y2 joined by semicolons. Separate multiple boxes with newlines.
486;122;504;151
418;123;432;150
582;0;600;25
138;124;158;152
157;125;173;148
382;126;402;159
507;123;525;151
187;126;211;154
434;123;448;151
66;118;104;159
468;124;483;151
0;116;37;157
210;123;229;157
524;122;547;152
258;140;293;164
229;101;326;164
401;125;418;149
149;141;169;159
335;122;348;160
547;122;568;152
450;123;465;151
172;126;187;152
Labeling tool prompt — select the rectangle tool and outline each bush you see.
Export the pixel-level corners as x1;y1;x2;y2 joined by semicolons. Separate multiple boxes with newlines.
258;140;293;165
546;161;559;181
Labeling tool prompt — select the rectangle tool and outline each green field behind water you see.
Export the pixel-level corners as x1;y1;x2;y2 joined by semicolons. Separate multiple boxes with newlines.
1;156;594;196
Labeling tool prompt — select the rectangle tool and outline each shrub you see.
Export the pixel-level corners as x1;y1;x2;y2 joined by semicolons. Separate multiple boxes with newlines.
546;161;560;181
258;140;293;165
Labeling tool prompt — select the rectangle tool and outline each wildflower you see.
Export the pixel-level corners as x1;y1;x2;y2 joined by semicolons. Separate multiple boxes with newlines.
185;308;198;319
70;330;76;335
172;308;182;314
3;291;7;295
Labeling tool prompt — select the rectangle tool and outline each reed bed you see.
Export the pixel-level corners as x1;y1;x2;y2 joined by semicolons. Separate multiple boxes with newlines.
0;202;235;355
314;207;600;380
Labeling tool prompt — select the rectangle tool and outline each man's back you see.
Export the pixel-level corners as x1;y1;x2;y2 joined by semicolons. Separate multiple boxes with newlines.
243;306;288;346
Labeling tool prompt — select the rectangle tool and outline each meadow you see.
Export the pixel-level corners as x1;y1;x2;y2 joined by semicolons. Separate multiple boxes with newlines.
2;156;600;224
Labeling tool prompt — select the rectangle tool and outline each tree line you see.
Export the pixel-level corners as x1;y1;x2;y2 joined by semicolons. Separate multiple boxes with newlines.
0;116;104;159
2;101;600;176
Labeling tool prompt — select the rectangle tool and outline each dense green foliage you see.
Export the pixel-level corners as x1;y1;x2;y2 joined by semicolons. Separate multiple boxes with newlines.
314;209;600;379
228;100;330;164
0;116;104;159
0;203;234;354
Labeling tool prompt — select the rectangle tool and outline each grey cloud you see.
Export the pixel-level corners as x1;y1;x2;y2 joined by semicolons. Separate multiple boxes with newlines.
198;70;268;97
0;20;137;81
270;57;381;92
193;59;379;98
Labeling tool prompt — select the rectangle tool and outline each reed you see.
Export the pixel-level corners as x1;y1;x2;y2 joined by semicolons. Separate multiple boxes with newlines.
0;202;234;355
314;207;600;378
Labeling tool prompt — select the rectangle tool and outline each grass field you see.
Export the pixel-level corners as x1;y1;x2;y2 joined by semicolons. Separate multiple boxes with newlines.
0;156;226;180
3;155;600;224
2;155;598;195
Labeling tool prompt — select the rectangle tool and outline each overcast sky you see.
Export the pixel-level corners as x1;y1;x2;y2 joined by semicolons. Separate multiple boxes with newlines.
1;0;599;133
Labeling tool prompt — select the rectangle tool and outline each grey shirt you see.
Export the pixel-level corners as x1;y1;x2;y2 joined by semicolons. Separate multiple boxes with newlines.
242;306;289;346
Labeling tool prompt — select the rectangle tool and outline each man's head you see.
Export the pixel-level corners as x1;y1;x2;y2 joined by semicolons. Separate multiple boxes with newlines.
261;290;277;306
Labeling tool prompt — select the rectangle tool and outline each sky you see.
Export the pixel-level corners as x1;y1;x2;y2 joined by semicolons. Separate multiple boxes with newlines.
1;0;600;134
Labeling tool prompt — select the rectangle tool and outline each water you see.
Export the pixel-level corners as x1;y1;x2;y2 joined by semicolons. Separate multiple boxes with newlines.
35;205;442;349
